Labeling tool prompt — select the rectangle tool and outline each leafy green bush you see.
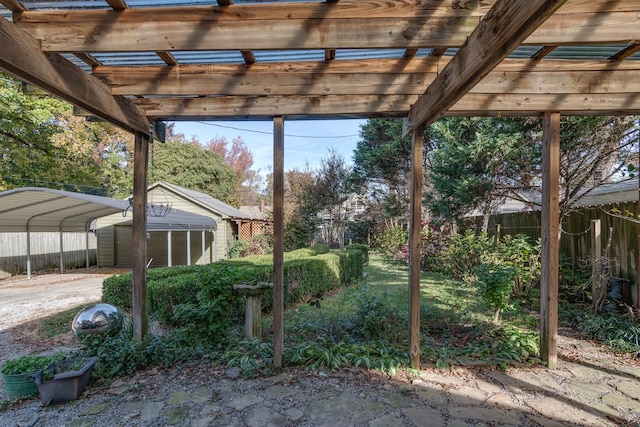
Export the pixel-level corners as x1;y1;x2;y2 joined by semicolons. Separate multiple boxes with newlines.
1;353;66;375
102;249;362;339
347;244;369;264
488;326;539;367
373;226;408;258
476;263;517;323
351;288;405;343
437;231;494;281
311;243;330;254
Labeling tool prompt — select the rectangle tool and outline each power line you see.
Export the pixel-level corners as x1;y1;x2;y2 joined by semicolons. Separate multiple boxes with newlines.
194;121;359;139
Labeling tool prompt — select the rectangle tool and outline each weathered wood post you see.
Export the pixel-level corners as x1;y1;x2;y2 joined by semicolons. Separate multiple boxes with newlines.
233;282;273;340
132;131;149;342
540;111;560;369
408;124;424;370
273;116;284;368
591;219;603;312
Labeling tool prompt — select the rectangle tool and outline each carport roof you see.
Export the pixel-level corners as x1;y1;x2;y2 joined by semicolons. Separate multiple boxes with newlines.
0;187;129;232
0;187;217;232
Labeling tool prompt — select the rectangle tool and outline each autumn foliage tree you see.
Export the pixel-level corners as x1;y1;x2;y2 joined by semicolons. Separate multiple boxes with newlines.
205;135;262;206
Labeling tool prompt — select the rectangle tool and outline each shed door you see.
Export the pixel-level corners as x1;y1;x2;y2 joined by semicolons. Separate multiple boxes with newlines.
115;225;133;266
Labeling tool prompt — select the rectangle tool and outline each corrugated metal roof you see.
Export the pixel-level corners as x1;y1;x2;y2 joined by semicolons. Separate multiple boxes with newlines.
0;187;129;232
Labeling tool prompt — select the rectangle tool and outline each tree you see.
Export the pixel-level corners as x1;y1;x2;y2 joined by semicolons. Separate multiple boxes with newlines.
426;116;640;226
205;135;262;206
316;148;351;249
0;73;132;195
426;117;539;230
351;119;414;226
282;167;320;250
149;140;238;205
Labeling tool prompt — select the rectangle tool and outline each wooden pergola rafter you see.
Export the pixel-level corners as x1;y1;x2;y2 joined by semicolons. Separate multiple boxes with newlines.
0;0;638;370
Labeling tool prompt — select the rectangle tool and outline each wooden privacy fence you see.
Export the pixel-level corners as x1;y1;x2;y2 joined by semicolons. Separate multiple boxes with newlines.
484;201;639;305
0;232;97;275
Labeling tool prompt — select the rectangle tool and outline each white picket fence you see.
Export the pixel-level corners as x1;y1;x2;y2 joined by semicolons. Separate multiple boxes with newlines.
0;232;97;275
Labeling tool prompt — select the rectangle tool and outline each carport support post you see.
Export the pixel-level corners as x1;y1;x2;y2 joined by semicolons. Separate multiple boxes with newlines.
273;116;284;368
167;230;172;267
59;230;64;273
540;111;560;369
132;131;149;342
409;124;424;370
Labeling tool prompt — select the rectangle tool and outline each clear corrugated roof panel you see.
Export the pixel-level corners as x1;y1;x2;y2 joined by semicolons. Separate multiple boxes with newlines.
91;52;168;66
547;45;636;60
19;0;110;9
509;46;545;58
335;49;405;60
253;50;325;63
171;51;246;64
61;53;93;72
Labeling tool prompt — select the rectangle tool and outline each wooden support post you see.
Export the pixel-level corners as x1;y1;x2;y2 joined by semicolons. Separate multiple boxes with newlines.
409;124;424;369
273;116;284;368
540;111;560;369
132;131;149;342
591;219;603;311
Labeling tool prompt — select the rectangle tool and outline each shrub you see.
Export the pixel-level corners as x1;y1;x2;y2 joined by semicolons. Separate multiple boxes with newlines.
437;231;494;281
373;226;408;258
476;263;517;323
347;244;369;264
102;249;362;337
311;243;330;255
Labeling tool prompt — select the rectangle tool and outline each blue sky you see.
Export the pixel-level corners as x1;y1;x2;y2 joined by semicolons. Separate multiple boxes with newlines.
171;119;366;174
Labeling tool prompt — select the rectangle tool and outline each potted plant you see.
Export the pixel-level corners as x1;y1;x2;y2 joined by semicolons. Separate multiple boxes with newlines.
35;356;98;405
1;354;64;399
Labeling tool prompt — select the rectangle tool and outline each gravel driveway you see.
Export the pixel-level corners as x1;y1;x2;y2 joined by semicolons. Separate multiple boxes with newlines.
0;268;127;399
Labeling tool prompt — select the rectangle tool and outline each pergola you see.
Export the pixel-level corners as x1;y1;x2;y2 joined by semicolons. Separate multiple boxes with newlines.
1;0;639;369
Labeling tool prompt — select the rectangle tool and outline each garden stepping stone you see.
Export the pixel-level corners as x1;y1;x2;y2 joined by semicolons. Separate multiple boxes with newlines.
368;412;405;427
448;385;489;406
615;380;640;400
244;404;288;427
402;407;445;426
168;390;190;405
448;406;520;425
79;400;112;415
140;401;165;421
164;405;190;425
227;393;264;410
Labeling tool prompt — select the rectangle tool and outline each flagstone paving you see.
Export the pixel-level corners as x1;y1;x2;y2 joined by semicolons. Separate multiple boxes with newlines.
1;335;639;426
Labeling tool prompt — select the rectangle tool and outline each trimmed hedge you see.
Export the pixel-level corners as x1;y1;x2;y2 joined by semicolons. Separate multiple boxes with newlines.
102;245;368;335
347;244;369;264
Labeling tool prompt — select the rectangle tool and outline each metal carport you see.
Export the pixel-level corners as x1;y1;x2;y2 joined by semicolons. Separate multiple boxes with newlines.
0;187;217;275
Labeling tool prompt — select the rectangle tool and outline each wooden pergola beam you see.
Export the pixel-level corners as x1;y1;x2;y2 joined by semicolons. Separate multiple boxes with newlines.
0;16;150;134
133;92;640;120
404;0;568;136
96;59;640;96
14;5;638;51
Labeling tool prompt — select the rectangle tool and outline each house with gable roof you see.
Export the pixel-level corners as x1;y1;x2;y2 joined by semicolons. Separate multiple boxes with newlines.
95;181;267;267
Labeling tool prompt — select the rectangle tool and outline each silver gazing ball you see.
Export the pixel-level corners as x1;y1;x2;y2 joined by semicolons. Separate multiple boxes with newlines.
72;303;123;339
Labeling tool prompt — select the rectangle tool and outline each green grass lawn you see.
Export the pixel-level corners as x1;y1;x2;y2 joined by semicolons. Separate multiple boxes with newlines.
247;253;541;374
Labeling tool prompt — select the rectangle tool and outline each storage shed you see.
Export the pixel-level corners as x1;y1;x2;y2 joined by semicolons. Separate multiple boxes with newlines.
95;181;266;267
